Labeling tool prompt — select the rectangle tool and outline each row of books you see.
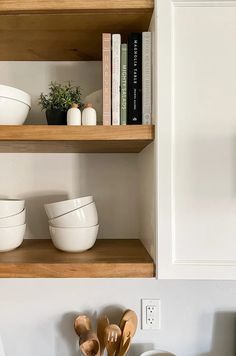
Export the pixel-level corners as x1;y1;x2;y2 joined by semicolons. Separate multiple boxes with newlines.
102;32;152;125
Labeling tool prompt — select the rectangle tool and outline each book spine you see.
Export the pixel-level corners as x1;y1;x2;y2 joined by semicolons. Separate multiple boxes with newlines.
127;33;142;125
142;32;152;125
102;33;111;125
120;43;128;125
112;34;121;125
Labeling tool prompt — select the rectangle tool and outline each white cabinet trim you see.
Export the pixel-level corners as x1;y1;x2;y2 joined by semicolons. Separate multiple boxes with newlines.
173;0;236;6
157;0;236;279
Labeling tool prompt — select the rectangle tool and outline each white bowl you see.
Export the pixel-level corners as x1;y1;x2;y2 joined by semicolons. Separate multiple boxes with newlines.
0;199;25;218
140;351;176;356
0;209;26;228
49;224;99;252
0;224;26;252
0;85;31;125
44;196;93;219
49;202;98;228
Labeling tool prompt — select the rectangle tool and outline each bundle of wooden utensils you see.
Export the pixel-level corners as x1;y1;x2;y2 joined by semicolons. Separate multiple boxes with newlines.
74;309;138;356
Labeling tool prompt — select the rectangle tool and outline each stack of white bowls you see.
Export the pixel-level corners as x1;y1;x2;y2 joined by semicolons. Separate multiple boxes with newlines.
44;196;99;252
0;199;26;252
0;85;31;124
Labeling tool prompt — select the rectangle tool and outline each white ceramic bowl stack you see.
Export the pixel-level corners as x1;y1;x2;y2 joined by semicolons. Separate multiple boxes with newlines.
0;85;31;124
0;199;26;252
44;196;99;252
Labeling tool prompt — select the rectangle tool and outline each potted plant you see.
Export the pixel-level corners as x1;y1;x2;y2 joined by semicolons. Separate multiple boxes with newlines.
39;81;83;125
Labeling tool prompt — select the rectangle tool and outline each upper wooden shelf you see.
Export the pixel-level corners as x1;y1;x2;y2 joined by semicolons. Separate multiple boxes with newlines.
0;0;154;60
0;125;154;153
0;239;155;278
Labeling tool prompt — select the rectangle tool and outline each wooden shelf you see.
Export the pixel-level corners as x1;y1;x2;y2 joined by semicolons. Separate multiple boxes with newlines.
0;0;154;60
0;239;155;278
0;125;154;153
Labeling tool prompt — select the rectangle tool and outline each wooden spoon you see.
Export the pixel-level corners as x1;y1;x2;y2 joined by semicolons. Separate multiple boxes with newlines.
97;315;109;356
74;315;100;356
74;315;91;337
79;330;100;356
104;324;122;356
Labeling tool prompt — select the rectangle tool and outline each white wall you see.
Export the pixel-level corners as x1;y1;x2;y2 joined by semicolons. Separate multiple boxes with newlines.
0;279;236;356
0;62;236;356
0;62;140;240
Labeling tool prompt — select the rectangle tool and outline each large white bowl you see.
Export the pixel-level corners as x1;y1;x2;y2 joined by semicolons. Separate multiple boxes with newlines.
0;199;25;218
0;209;26;228
0;224;26;252
140;351;176;356
49;224;99;252
0;85;31;125
49;202;98;228
44;196;93;219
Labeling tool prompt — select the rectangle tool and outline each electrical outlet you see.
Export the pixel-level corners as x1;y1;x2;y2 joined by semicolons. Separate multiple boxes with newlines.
141;299;161;330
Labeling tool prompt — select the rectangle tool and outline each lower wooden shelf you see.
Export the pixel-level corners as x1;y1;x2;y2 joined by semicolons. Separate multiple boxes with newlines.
0;239;155;278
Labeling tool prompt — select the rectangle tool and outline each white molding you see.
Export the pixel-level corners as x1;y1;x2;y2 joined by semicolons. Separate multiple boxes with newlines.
170;2;177;266
171;0;236;269
174;259;236;266
170;0;236;269
173;0;236;7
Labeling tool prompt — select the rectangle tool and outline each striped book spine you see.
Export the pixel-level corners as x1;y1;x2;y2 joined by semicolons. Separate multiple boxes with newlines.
112;34;121;125
142;32;152;125
102;33;111;125
120;43;128;125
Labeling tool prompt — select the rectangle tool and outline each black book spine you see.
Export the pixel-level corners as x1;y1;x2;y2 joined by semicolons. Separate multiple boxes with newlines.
127;33;142;125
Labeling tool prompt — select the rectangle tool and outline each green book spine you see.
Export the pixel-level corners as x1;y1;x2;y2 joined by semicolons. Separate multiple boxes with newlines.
120;43;128;125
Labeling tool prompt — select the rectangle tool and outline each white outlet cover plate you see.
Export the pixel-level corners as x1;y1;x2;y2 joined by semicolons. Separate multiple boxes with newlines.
141;299;161;330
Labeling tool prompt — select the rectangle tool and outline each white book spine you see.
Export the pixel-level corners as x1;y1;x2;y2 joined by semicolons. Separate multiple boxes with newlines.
112;34;121;125
142;32;152;125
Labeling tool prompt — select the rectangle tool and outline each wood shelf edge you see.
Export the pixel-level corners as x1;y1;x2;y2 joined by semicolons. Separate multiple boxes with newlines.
0;125;155;152
0;239;155;278
0;125;155;141
0;0;154;14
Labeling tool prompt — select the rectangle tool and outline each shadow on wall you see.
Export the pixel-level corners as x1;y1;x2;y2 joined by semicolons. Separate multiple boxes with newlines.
24;192;69;238
199;312;236;356
56;311;79;356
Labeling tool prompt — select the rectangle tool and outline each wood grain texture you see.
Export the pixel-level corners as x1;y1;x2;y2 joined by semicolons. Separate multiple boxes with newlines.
0;1;154;14
0;239;155;278
0;1;153;60
0;125;154;153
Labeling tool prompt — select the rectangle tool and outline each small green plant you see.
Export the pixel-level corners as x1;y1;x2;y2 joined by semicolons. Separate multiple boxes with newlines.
39;81;83;112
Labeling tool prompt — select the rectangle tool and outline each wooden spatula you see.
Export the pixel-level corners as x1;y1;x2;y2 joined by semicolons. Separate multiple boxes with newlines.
116;336;131;356
116;310;138;356
119;309;138;335
97;315;109;356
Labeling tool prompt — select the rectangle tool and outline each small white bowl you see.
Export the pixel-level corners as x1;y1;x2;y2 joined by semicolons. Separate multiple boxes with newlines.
0;209;26;228
140;351;176;356
0;199;25;218
44;196;93;219
0;85;31;125
0;224;26;252
49;202;98;228
49;224;99;252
